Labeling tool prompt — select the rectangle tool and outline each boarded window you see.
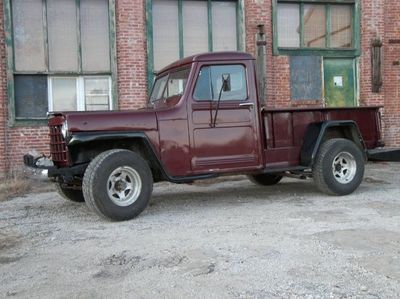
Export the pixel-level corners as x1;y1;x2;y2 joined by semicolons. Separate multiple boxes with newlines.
212;1;237;51
153;0;180;72
277;3;300;48
15;75;48;118
290;56;322;100
304;4;326;48
183;1;208;57
47;0;79;71
331;5;352;48
152;0;238;72
276;2;354;50
81;0;111;72
12;0;46;71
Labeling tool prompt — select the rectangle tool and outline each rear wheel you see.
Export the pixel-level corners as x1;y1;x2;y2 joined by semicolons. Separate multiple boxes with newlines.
248;174;283;186
82;149;153;221
55;183;84;203
313;138;365;195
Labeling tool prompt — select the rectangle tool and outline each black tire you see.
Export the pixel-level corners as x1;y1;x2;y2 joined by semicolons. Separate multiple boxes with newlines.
313;138;365;195
82;149;153;221
248;174;283;186
55;183;85;203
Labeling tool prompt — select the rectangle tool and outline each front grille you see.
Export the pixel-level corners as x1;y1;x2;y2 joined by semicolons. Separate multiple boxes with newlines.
49;125;69;166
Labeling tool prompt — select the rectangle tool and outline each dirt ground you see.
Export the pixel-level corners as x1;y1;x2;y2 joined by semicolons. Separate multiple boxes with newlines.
1;162;400;298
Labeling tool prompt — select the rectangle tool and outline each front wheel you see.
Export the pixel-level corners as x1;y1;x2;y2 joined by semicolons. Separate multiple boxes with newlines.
82;149;153;221
313;138;365;195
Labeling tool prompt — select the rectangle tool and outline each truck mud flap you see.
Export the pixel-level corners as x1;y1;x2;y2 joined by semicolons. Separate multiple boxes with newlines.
367;148;400;162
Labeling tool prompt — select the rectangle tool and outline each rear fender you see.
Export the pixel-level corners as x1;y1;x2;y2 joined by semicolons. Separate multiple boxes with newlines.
300;121;367;167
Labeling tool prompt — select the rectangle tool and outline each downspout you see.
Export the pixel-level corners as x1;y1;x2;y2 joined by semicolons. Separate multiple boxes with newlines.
255;24;267;106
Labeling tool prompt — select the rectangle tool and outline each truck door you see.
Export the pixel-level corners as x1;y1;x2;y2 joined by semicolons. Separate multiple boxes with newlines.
188;62;262;173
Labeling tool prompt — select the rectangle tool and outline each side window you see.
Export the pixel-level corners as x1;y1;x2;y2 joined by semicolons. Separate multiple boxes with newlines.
193;65;247;101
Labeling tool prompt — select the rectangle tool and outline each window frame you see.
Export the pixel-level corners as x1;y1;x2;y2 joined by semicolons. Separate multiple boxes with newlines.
3;0;118;126
48;76;113;112
146;0;245;91
272;0;361;57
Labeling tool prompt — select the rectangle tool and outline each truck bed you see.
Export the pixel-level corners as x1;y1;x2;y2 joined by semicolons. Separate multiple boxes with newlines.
262;106;382;169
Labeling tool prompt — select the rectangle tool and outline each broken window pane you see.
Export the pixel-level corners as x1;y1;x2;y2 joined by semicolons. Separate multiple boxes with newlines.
331;5;352;48
153;0;180;72
47;0;79;71
277;3;300;47
212;1;237;51
84;77;110;111
12;0;46;71
81;0;110;72
304;4;326;48
183;1;208;56
51;78;78;111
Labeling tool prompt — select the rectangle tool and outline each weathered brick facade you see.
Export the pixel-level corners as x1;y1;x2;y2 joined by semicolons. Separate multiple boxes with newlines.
0;0;399;177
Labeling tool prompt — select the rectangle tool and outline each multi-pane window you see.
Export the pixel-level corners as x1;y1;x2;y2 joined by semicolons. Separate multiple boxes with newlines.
11;0;112;119
276;1;353;49
152;0;239;72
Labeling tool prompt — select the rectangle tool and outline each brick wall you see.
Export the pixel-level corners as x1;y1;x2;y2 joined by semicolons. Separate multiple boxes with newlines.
383;0;400;146
0;0;7;177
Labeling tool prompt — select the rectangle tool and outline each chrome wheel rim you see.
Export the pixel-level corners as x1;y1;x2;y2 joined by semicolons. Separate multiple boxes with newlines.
107;166;142;206
332;152;357;184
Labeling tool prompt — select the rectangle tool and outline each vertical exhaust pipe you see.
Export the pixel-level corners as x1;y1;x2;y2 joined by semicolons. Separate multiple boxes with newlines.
256;24;267;106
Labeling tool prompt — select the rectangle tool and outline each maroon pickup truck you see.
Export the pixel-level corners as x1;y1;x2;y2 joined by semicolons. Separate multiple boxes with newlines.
24;52;399;221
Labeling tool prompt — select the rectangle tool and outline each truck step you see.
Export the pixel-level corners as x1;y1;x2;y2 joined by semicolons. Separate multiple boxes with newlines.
367;148;400;162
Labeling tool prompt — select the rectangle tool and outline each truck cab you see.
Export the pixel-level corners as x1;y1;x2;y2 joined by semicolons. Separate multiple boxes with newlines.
24;52;399;221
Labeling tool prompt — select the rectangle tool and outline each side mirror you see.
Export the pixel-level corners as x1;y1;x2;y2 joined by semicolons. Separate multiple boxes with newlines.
222;74;231;92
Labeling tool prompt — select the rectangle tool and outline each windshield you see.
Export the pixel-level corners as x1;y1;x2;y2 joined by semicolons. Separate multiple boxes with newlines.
149;68;190;103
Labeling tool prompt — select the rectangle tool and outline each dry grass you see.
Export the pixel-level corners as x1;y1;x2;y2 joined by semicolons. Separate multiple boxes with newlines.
0;170;55;202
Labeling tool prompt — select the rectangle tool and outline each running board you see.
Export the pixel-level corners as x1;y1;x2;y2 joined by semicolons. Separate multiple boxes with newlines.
367;148;400;162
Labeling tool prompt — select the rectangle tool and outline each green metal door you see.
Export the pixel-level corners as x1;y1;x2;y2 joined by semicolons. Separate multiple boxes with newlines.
324;58;356;107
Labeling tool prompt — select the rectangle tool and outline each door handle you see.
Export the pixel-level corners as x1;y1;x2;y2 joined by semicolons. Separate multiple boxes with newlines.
239;103;254;108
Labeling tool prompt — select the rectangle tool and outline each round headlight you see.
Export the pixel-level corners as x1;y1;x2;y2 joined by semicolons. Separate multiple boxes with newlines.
61;120;69;139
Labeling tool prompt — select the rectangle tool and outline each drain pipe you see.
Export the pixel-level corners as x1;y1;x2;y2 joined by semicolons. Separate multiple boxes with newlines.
256;24;267;106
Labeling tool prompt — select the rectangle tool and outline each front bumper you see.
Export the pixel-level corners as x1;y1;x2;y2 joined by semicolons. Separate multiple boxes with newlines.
23;154;54;180
23;154;88;183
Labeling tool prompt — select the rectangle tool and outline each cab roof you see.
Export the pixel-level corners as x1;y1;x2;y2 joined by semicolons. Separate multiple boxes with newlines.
157;51;254;75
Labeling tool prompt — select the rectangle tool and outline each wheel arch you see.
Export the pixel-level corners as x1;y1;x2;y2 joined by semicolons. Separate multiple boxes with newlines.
67;132;165;182
300;121;367;167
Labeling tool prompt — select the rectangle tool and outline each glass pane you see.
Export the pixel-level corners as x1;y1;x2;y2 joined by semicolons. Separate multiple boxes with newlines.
81;0;110;72
12;0;46;71
150;75;168;102
163;68;190;99
48;0;78;71
194;65;247;101
277;4;300;48
84;78;110;110
51;78;77;111
304;4;326;48
212;1;237;51
331;5;352;48
153;0;179;71
14;75;48;118
183;1;208;56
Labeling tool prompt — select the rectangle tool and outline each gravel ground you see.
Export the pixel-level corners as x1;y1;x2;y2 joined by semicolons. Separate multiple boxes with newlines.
1;162;400;298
